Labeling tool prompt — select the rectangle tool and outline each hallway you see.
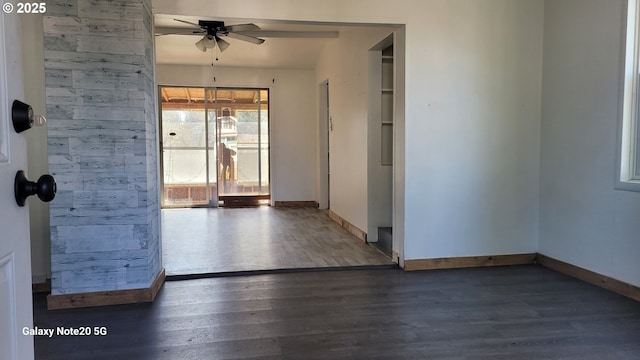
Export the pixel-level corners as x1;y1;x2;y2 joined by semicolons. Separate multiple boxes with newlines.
161;207;394;276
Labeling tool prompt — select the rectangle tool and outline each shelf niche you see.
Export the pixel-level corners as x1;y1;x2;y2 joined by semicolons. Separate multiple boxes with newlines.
381;44;393;165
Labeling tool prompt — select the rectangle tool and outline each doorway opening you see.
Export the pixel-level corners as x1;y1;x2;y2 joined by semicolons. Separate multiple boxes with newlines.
159;86;270;208
367;35;395;259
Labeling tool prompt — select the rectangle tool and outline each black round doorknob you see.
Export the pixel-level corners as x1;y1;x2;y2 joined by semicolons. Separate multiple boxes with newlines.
14;171;57;207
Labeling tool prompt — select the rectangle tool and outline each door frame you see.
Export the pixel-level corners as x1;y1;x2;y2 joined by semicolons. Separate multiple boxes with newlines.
0;10;35;360
318;80;330;209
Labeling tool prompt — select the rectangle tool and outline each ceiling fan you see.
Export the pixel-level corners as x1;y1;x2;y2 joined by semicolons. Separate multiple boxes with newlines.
156;19;340;53
158;19;266;53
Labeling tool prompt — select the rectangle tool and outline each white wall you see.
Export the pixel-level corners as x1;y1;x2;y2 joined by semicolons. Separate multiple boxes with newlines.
540;0;640;287
154;0;544;263
315;26;396;234
156;64;317;203
402;1;543;259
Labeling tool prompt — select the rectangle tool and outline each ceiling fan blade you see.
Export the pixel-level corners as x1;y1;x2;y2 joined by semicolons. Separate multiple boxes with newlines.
156;27;205;36
236;30;339;38
156;33;182;37
173;18;202;28
226;23;260;32
225;32;265;45
155;27;205;36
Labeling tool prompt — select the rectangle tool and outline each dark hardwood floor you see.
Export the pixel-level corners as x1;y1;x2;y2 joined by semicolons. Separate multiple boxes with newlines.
33;265;640;359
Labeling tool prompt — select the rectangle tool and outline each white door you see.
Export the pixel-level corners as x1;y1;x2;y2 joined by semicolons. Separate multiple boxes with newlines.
0;10;35;360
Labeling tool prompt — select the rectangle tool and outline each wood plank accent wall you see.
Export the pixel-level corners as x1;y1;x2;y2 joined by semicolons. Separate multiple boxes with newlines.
536;254;640;302
404;253;537;271
44;0;162;296
328;210;367;242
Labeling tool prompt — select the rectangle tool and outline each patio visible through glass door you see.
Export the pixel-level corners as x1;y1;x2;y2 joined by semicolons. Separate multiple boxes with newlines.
209;88;269;199
160;86;270;207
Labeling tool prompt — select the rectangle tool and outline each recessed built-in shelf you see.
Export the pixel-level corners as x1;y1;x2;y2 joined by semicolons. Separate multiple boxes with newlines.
381;43;393;166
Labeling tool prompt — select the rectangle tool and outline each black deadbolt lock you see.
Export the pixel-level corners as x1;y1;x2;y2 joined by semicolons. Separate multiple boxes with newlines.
12;100;46;133
14;171;56;207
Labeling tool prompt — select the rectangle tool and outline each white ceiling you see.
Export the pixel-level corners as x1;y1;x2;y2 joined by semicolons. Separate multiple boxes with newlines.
154;16;342;69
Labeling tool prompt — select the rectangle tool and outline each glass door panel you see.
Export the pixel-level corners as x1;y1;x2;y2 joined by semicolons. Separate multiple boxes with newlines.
232;106;259;196
161;103;208;207
206;89;218;205
217;89;270;198
259;105;270;194
217;104;239;196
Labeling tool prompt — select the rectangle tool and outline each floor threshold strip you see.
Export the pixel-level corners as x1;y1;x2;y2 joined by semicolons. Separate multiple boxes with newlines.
165;264;399;281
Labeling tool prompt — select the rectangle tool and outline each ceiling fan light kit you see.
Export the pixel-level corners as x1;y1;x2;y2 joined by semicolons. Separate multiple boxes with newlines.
195;35;216;52
216;37;230;52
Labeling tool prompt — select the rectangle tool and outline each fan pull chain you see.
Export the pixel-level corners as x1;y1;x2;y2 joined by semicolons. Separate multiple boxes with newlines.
210;51;216;84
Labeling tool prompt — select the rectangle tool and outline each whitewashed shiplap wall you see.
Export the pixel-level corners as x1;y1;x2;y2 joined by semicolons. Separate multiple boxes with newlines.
44;0;161;295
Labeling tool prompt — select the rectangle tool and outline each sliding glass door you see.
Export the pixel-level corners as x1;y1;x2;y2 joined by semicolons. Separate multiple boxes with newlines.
160;86;269;207
210;89;269;197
